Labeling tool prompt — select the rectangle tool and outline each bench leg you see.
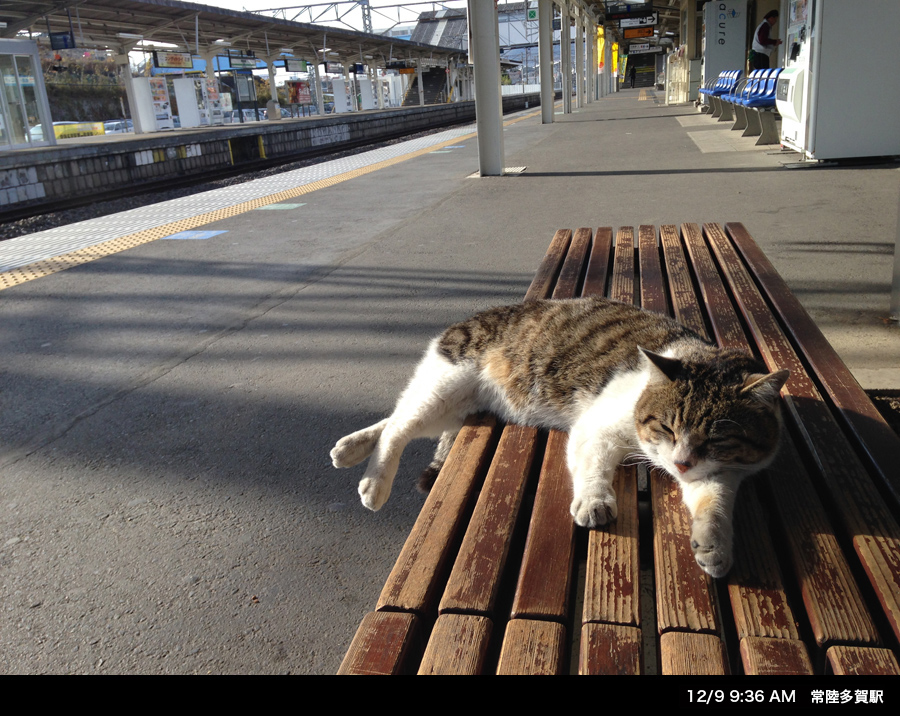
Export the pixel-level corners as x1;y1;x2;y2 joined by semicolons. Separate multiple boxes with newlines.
731;104;748;131
718;101;734;122
756;109;780;145
742;108;762;137
710;97;722;118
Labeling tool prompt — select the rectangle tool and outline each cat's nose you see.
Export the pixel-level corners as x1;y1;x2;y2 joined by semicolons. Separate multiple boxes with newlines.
674;461;693;474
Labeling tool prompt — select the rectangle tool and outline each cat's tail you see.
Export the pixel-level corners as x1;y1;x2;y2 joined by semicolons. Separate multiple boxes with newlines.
416;428;459;493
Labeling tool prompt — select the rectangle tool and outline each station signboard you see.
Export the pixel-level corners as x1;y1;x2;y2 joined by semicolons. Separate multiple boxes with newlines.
623;27;654;39
154;51;193;69
284;58;308;72
619;12;659;28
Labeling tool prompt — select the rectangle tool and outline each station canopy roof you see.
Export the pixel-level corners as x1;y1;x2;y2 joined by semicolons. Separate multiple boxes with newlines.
0;0;469;64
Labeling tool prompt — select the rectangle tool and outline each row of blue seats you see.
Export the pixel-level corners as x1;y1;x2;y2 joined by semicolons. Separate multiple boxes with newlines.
700;68;783;145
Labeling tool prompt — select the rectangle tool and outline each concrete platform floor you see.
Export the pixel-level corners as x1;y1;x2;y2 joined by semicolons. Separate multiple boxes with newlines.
1;89;898;674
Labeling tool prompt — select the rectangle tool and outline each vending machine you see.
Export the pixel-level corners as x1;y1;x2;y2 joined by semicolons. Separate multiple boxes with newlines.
777;0;900;160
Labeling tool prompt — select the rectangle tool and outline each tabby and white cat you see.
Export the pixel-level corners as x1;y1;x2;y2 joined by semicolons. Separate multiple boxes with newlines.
331;297;788;578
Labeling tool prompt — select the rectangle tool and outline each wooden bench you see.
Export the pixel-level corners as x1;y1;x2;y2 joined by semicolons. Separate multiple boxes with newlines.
338;223;900;675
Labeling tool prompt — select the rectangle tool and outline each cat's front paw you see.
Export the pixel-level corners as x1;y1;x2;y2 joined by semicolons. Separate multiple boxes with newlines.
690;519;733;579
571;490;618;529
358;477;391;511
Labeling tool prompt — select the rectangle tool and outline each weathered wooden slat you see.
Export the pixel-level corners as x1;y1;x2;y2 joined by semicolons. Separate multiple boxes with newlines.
508;229;592;621
510;429;575;621
552;226;591;301
658;224;706;335
579;623;643;675
581;231;641;631
659;632;729;675
728;482;801;640
704;222;900;646
826;645;900;676
582;227;613;298
376;414;499;613
724;221;900;506
418;614;493;675
524;229;572;302
739;637;814;675
765;440;879;648
583;465;640;626
438;424;539;615
668;225;802;643
338;611;422;675
610;226;634;304
638;225;667;313
496;619;567;675
651;467;721;634
647;226;721;638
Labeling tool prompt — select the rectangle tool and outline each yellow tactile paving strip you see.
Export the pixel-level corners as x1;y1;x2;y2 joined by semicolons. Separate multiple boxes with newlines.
0;119;464;292
0;108;549;292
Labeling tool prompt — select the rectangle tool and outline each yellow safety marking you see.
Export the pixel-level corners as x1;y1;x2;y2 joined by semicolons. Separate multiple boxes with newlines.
0;110;544;291
639;89;649;101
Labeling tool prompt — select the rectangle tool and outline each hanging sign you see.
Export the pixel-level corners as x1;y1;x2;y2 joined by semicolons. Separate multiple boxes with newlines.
284;58;308;72
620;12;658;28
623;27;654;39
154;51;193;69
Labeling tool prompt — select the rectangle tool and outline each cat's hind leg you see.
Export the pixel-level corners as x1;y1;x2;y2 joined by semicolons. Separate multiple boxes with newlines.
357;343;475;511
331;418;389;468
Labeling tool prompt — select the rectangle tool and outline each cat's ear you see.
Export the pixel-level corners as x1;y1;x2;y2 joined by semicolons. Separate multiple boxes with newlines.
741;369;790;405
638;347;683;383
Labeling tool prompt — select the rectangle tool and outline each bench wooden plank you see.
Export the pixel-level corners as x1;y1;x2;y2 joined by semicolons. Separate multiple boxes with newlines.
418;614;492;675
583;226;613;298
583;466;640;626
611;226;635;304
438;423;538;615
508;228;593;620
496;619;567;675
724;222;900;506
766;440;880;648
338;611;422;675
659;632;730;675
704;223;900;646
672;225;805;642
739;637;814;675
376;413;499;614
648;226;721;636
524;229;573;302
826;645;900;676
582;228;642;630
579;623;643;675
729;483;801;640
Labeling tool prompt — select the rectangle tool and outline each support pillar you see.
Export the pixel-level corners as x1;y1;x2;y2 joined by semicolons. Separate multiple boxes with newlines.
468;0;504;176
539;0;554;123
116;48;146;135
561;1;572;114
416;56;425;106
575;8;584;109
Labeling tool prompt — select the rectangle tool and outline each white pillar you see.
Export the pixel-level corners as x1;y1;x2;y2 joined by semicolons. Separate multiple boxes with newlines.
416;56;425;106
561;1;571;113
116;50;147;135
575;8;584;109
539;0;554;123
467;0;504;176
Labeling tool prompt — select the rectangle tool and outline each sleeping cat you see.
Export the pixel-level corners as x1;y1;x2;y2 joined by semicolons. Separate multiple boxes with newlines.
331;297;788;578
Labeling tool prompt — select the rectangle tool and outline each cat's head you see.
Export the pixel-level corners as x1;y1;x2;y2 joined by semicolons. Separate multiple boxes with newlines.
634;347;789;484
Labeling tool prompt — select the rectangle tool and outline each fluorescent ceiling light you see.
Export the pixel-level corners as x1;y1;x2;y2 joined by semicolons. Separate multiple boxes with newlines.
117;32;143;40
